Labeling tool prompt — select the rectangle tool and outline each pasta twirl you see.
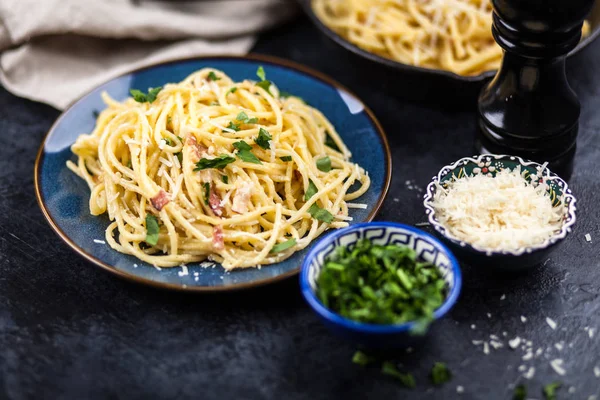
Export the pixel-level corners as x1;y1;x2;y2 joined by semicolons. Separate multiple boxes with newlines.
313;0;591;76
67;68;370;270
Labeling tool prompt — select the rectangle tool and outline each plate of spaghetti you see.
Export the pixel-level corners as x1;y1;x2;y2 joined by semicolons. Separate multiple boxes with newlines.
302;0;600;81
35;55;391;291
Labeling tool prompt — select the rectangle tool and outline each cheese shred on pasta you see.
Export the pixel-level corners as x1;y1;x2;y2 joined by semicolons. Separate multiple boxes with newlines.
67;68;370;270
313;0;591;76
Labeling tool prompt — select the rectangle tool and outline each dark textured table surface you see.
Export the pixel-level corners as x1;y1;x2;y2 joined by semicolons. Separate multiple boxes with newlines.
1;16;600;400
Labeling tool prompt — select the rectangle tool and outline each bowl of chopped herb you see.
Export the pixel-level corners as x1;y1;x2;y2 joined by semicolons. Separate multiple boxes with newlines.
300;222;462;348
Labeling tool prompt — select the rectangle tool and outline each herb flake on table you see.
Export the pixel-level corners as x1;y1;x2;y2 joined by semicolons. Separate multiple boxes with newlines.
381;361;416;388
430;362;452;386
130;87;162;103
513;384;527;400
543;382;561;400
145;215;160;246
351;351;374;366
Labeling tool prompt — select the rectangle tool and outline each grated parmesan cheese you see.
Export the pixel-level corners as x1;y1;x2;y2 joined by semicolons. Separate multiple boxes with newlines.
347;203;368;209
178;265;189;277
431;166;565;253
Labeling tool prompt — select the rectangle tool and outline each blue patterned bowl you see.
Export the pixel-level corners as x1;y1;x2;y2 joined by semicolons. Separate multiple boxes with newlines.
300;222;461;349
423;154;577;272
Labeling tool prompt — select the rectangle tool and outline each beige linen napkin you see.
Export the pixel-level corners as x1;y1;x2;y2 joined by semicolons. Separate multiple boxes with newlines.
0;0;296;109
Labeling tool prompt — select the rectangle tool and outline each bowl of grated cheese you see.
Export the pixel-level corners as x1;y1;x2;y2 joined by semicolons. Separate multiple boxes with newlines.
423;154;577;271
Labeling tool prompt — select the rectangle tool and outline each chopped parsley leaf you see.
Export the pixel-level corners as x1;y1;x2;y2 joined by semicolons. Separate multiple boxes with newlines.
270;238;297;253
255;66;272;94
317;156;332;172
194;154;236;171
255;128;272;149
352;351;374;367
227;121;240;132
257;66;266;81
233;140;261;164
176;152;183;164
280;156;292;162
207;71;220;81
222;175;229;184
203;183;210;205
236;111;258;124
304;179;318;201
145;215;160;246
227;87;237;95
130;86;162;103
308;203;334;223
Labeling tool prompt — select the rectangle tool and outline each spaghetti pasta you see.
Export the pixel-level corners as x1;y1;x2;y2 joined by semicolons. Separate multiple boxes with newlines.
67;67;371;270
313;0;591;76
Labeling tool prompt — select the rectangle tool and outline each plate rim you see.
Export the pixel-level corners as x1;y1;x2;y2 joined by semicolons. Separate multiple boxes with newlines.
33;53;392;293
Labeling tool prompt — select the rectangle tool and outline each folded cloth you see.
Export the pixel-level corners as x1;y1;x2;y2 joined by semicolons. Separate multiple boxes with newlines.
0;0;296;109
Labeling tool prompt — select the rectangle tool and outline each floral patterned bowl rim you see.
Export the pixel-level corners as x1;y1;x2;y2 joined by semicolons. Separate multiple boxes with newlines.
423;154;577;257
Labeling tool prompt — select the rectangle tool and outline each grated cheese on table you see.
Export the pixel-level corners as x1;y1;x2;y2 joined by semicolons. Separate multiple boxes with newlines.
431;167;565;253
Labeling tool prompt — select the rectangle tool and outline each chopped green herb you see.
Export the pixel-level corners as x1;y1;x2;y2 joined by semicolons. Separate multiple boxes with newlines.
317;156;332;172
210;101;220;106
176;135;183;142
167;116;172;124
255;66;272;94
145;215;160;246
203;183;210;206
430;362;452;386
270;238;297;253
280;156;293;162
255;128;272;149
227;87;237;95
513;384;527;400
236;111;258;124
227;121;240;132
176;152;183;164
351;351;374;366
308;204;334;223
257;66;266;81
130;87;162;103
127;160;132;169
233;141;261;164
304;179;318;201
325;132;340;152
207;71;220;81
194;154;236;171
543;382;561;400
163;138;173;146
381;362;416;388
222;175;229;184
315;239;448;328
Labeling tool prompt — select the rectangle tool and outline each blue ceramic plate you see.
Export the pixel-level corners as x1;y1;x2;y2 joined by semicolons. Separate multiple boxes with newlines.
34;55;391;292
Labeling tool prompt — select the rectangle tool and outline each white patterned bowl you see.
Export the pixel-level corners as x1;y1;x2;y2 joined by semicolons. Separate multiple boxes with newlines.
300;222;462;348
423;154;577;271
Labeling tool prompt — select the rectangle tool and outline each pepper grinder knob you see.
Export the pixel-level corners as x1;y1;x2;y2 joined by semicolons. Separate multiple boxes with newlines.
476;0;594;177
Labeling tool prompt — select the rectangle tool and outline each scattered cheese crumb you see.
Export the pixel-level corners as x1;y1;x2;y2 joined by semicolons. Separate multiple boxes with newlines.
521;316;527;323
456;386;464;394
509;337;521;349
153;265;162;271
93;239;106;244
546;317;557;330
500;294;506;301
589;396;598;400
518;365;526;372
490;334;499;341
502;332;507;337
414;222;430;227
569;387;576;394
471;324;476;330
535;348;543;357
522;351;533;361
472;340;483;345
490;341;503;349
133;264;138;268
393;198;400;202
483;342;490;355
550;359;566;376
585;233;592;242
555;343;564;351
523;366;535;380
589;328;595;338
487;313;492;319
406;347;413;353
594;366;600;378
178;265;189;277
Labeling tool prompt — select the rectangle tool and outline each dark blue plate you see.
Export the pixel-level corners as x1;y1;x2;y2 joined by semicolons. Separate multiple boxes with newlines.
34;55;391;292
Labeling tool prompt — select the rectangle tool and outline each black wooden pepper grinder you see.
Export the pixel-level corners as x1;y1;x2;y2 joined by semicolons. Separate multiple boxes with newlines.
476;0;594;178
